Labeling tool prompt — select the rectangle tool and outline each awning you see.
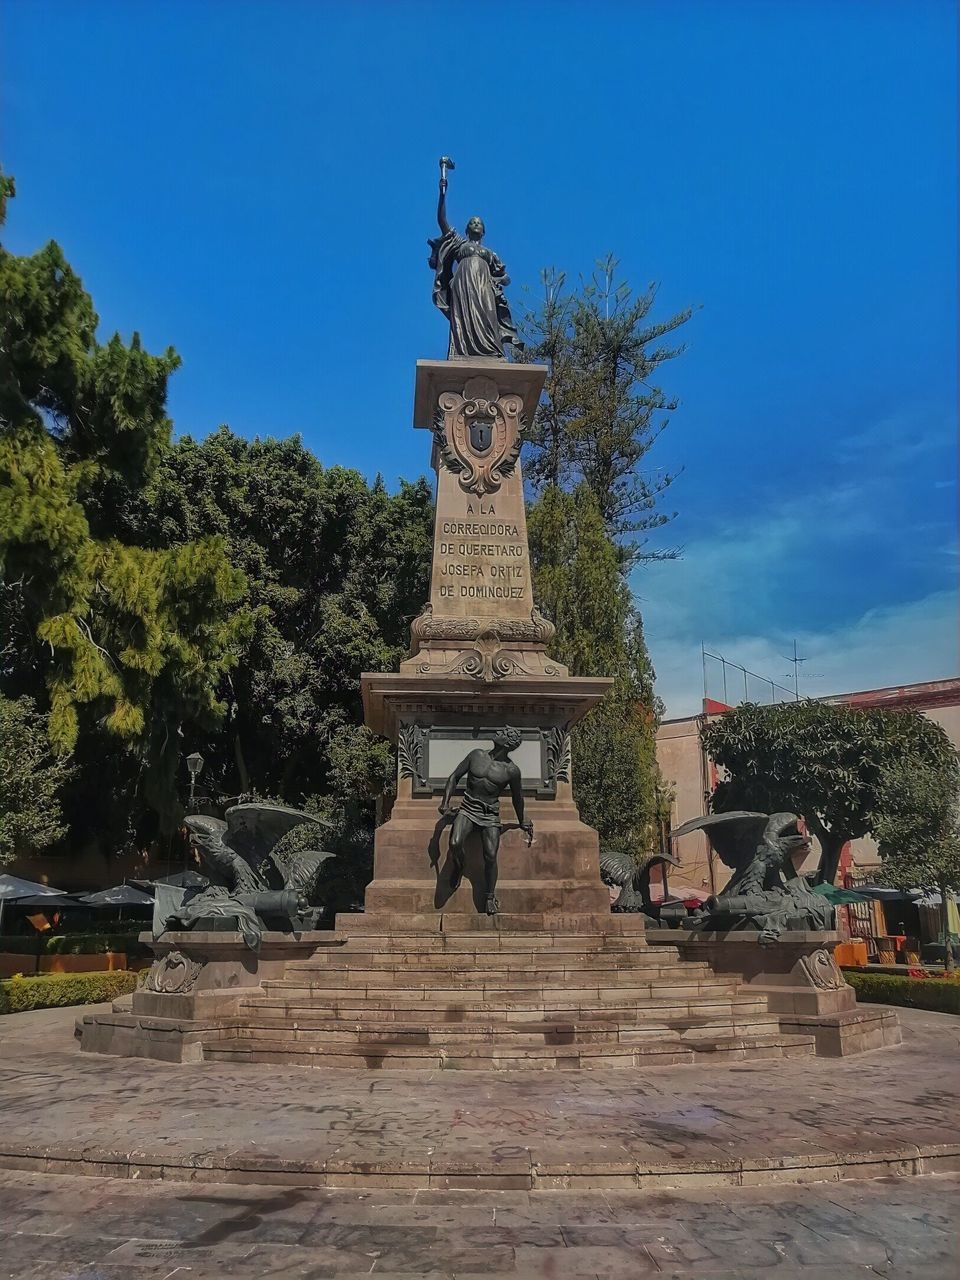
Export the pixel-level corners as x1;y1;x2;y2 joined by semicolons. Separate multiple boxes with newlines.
0;874;69;900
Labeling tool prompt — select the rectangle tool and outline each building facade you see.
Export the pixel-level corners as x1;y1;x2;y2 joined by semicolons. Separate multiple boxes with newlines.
656;677;960;897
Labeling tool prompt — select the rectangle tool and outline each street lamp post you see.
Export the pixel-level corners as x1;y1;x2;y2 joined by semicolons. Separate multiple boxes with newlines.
185;752;205;814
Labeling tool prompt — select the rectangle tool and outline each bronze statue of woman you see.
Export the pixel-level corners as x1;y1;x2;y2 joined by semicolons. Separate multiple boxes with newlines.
428;158;519;360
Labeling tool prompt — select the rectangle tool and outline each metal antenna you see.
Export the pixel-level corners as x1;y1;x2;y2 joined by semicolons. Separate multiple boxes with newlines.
781;639;807;701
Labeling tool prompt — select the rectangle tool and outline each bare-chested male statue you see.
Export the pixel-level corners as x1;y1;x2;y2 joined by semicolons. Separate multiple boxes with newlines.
438;727;533;915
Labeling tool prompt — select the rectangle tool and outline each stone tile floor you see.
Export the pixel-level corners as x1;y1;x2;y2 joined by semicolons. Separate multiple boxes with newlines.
1;1168;957;1277
0;1004;958;1188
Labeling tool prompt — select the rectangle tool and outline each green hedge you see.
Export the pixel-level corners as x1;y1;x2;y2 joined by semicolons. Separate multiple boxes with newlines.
0;970;138;1014
844;970;960;1015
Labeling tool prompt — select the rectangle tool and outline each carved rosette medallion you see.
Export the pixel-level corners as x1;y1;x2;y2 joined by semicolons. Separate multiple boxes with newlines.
144;949;204;994
433;376;524;497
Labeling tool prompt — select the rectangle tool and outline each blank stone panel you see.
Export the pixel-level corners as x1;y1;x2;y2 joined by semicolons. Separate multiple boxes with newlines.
427;736;543;784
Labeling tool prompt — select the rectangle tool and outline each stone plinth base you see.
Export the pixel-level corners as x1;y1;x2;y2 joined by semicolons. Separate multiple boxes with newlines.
644;929;900;1056
361;793;611;926
79;930;336;1063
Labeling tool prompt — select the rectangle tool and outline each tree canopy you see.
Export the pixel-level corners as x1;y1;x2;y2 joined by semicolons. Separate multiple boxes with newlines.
0;183;249;851
131;427;433;810
0;693;73;865
872;758;960;971
701;700;959;885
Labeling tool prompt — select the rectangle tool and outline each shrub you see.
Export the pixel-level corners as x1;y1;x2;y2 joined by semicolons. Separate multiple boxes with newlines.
844;969;960;1015
0;970;137;1014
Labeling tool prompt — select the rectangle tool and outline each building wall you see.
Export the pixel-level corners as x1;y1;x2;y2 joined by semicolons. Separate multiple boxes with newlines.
657;715;714;895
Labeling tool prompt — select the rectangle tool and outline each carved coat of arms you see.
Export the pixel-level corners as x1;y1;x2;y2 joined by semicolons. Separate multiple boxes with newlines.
433;376;524;497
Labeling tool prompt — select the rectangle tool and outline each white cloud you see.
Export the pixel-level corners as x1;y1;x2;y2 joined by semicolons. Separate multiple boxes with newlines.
649;589;958;719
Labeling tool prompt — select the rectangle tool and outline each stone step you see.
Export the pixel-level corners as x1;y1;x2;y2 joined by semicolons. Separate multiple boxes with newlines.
220;1013;786;1047
289;954;711;974
241;994;771;1021
329;930;663;952
271;968;732;990
339;911;640;935
204;1029;816;1070
261;977;744;1000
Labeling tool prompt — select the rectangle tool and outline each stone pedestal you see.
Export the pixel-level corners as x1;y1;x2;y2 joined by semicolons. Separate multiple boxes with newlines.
645;930;902;1056
360;358;613;931
79;930;334;1063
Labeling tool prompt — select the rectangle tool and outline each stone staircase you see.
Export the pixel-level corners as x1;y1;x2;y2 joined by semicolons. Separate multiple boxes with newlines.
204;931;816;1070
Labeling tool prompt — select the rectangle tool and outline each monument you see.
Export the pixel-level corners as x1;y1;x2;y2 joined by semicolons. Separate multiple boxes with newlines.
79;159;899;1068
356;157;616;931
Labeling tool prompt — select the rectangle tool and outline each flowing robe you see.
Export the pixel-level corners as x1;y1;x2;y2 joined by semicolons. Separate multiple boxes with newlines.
428;229;518;359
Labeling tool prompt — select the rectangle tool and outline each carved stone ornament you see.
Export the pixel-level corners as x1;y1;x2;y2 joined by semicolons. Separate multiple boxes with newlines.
416;631;564;683
411;603;556;648
144;949;204;995
433;376;525;497
545;725;572;784
797;948;846;991
397;722;427;783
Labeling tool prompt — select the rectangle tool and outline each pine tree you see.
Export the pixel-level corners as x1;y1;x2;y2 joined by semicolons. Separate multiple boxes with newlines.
522;256;693;563
0;180;249;839
521;256;688;861
529;485;666;857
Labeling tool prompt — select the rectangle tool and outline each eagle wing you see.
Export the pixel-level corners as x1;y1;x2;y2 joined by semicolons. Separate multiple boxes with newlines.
669;811;769;873
184;815;265;893
599;849;639;888
282;848;338;902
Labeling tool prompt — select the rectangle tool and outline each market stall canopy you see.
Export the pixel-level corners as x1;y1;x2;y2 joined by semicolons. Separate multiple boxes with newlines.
81;885;155;907
0;874;69;900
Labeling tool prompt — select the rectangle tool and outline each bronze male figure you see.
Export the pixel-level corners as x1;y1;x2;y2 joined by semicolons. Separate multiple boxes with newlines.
439;727;533;915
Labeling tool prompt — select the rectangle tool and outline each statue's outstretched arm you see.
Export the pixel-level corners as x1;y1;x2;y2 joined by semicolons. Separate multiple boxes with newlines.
437;183;451;235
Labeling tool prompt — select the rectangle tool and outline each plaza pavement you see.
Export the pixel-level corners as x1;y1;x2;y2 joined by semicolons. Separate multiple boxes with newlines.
2;1167;957;1277
0;1003;958;1275
0;1003;957;1193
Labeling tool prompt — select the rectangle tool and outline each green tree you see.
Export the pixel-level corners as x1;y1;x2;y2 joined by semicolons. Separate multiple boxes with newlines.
0;693;73;865
522;256;692;562
0;183;249;844
529;485;665;857
127;427;433;846
873;759;960;973
701;700;959;885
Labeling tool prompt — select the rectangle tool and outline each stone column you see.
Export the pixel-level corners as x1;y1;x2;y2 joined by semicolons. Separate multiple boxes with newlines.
358;358;616;932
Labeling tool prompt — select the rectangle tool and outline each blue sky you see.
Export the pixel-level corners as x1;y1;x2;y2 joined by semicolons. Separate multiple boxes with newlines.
3;0;956;715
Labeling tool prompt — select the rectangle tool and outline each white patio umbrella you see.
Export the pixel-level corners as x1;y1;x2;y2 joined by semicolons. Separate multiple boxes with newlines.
0;874;70;933
81;885;155;907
